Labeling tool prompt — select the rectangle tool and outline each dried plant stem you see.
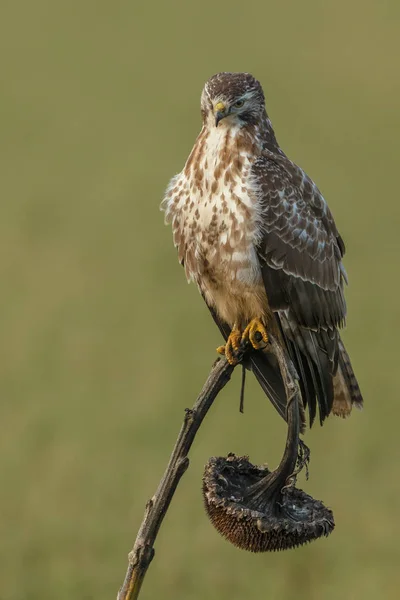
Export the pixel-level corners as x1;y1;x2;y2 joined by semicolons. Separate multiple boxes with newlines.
116;357;237;600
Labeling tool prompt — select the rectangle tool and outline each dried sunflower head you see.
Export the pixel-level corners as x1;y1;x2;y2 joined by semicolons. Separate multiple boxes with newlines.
203;454;334;552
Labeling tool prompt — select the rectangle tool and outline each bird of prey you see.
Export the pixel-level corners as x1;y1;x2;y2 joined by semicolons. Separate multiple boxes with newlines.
161;72;363;427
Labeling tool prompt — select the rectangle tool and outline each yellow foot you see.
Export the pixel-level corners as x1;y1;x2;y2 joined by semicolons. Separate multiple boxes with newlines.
216;324;242;365
242;318;268;350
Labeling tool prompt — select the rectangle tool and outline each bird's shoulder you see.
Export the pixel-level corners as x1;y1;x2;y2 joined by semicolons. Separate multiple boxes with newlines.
252;148;345;257
253;149;325;210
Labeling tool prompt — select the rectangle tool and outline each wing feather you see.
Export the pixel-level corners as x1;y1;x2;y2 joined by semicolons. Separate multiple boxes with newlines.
253;151;347;424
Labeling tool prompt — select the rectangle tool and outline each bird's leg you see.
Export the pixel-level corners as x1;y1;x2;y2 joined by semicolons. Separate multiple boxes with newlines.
217;323;242;365
241;317;268;350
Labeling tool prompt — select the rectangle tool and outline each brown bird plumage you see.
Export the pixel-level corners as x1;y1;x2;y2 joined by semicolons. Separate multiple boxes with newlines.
162;72;363;426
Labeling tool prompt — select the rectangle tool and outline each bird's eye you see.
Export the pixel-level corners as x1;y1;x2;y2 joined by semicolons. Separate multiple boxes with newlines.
233;99;245;108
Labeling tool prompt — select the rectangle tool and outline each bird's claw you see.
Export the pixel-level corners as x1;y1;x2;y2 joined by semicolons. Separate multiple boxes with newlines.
217;324;242;365
242;318;268;350
217;318;268;364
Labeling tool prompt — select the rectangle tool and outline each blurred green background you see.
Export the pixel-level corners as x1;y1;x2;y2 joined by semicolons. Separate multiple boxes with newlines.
1;1;399;598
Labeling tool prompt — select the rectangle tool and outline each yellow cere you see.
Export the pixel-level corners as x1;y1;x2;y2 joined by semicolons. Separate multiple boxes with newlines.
214;101;226;113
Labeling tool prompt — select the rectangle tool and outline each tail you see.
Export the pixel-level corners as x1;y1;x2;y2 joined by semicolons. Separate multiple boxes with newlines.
332;337;363;418
204;297;362;427
250;317;363;428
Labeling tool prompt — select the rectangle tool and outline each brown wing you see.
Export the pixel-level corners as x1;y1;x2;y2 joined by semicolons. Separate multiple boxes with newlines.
252;152;347;425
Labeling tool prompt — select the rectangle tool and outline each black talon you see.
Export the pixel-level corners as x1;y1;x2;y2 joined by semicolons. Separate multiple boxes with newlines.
254;331;263;344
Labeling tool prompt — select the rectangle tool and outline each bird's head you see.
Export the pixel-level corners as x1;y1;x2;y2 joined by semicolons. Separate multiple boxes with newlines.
201;72;266;129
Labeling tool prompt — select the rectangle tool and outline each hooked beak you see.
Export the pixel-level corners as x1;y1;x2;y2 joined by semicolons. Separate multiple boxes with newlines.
214;102;227;127
215;111;225;127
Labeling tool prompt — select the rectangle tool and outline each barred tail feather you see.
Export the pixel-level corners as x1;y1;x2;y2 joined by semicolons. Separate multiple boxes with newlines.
332;337;363;418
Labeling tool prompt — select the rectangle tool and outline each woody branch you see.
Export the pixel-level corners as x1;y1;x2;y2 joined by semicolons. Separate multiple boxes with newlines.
116;356;238;600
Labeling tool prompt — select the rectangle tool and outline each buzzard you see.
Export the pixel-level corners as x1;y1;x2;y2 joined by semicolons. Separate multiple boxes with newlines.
161;72;363;427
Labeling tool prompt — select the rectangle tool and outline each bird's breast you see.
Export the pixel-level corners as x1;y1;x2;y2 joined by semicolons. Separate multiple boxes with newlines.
161;125;267;324
164;141;262;274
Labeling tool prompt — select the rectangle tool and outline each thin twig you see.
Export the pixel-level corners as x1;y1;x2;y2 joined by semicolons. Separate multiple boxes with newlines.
116;357;237;600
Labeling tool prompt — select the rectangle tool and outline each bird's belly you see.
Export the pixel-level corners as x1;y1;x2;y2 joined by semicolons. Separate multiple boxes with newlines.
203;273;268;328
196;240;268;327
